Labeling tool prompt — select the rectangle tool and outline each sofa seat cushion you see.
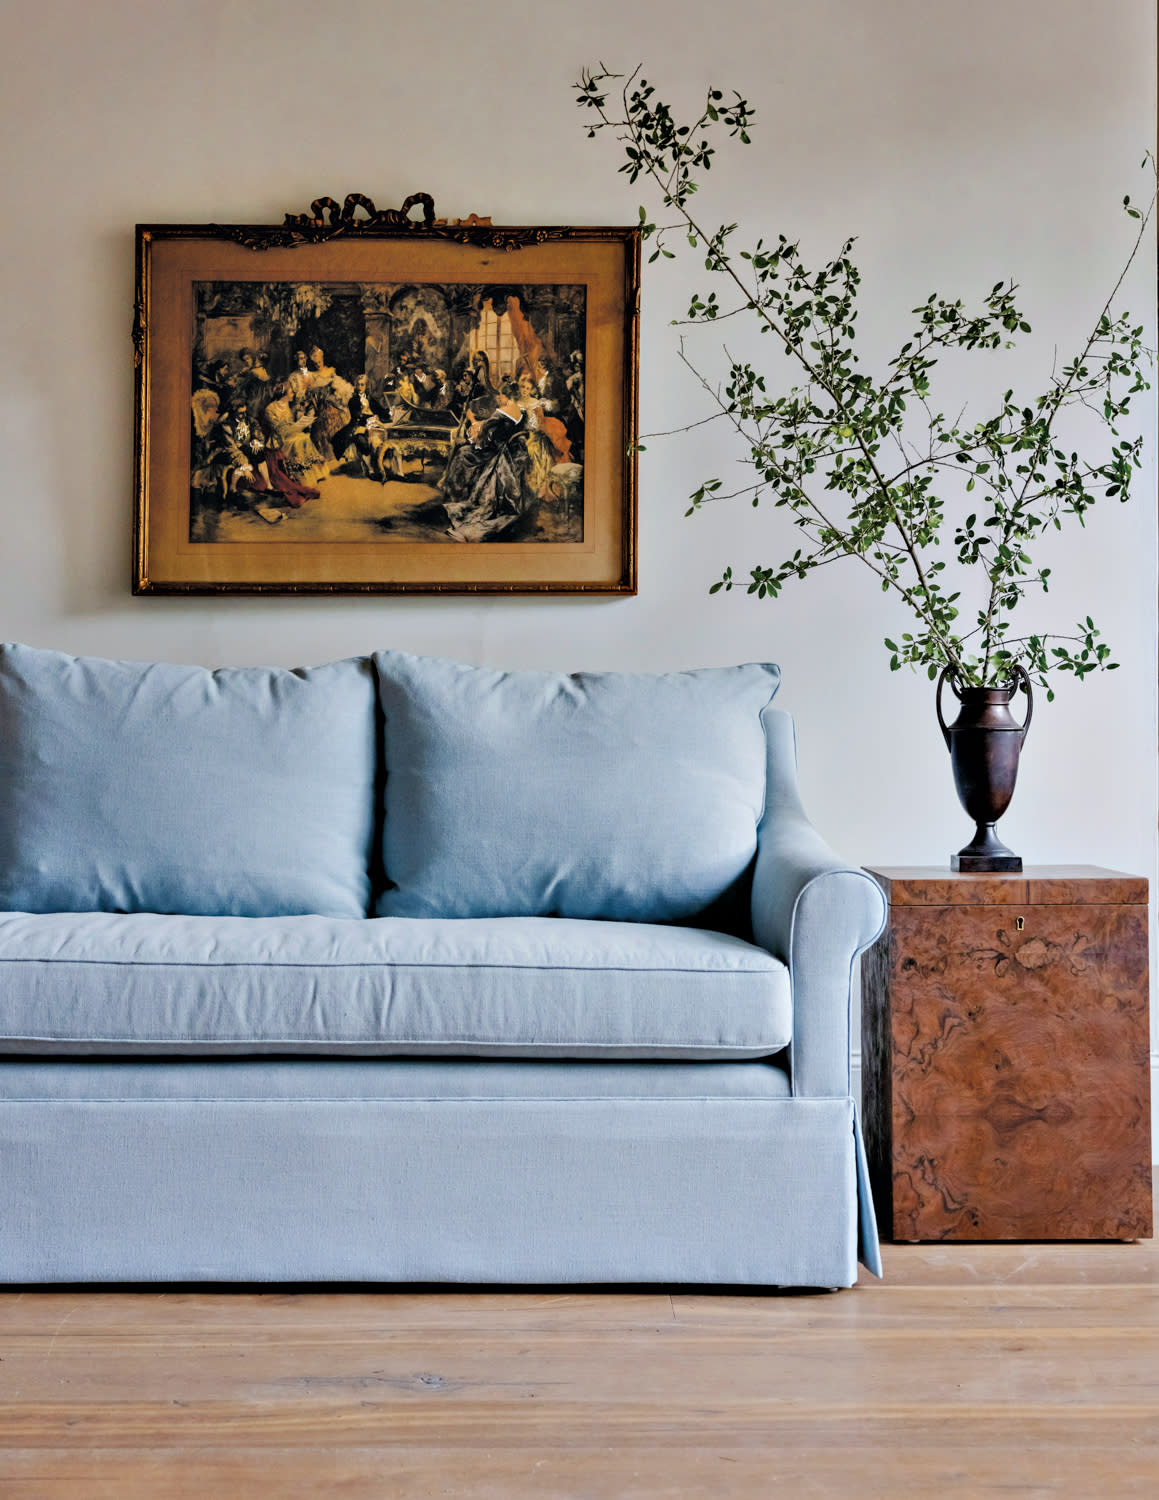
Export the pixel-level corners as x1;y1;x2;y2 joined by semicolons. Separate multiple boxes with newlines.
0;912;792;1060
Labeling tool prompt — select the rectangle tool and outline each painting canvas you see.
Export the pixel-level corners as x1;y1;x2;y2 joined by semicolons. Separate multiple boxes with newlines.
134;198;638;593
190;279;587;547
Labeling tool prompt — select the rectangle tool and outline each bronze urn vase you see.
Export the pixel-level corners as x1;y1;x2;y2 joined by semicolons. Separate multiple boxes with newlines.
936;665;1033;872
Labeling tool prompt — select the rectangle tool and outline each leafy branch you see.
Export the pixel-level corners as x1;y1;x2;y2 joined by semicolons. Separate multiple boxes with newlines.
576;65;1154;697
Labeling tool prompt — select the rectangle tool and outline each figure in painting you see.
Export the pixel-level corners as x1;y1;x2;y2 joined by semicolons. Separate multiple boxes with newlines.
333;373;398;481
449;367;475;420
217;398;271;496
306;346;353;468
564;349;585;458
190;390;294;526
432;369;452;410
288;350;312;411
190;389;232;496
439;394;534;542
193;359;235;402
534;355;568;411
235;349;270;420
411;366;441;408
253;439;320;513
217;399;303;525
461;350;499;417
393;354;418;408
515;370;572;497
262;382;327;488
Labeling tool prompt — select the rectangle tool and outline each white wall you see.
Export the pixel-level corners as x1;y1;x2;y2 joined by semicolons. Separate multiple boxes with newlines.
2;0;1157;1141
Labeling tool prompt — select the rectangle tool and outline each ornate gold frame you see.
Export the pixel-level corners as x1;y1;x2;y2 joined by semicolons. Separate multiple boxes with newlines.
133;195;639;594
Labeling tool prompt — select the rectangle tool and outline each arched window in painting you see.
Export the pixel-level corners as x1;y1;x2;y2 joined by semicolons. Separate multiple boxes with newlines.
470;297;519;381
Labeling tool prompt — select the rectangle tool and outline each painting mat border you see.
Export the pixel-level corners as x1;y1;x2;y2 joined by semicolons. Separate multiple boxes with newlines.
134;228;638;594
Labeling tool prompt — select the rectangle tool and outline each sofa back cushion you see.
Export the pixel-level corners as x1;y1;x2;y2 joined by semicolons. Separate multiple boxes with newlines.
373;650;780;922
0;644;377;918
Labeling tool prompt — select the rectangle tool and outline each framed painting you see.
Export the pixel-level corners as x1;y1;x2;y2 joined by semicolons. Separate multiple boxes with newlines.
133;194;639;594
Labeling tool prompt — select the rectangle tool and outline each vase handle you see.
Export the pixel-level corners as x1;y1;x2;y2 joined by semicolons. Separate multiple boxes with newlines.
935;665;958;750
1012;663;1033;744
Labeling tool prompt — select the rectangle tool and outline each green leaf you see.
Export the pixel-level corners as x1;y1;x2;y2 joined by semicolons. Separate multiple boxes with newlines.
577;69;1145;708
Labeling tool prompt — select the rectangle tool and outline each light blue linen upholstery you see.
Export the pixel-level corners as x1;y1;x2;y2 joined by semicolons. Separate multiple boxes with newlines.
0;644;377;919
0;912;791;1060
0;1060;862;1286
748;707;886;1278
373;651;780;922
750;708;887;1099
0;648;882;1288
0;1058;793;1102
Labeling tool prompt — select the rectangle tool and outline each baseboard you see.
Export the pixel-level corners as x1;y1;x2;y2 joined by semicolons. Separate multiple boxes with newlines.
850;1051;1159;1165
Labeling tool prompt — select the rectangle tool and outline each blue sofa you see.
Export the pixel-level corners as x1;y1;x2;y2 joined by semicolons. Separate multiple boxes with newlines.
0;644;886;1286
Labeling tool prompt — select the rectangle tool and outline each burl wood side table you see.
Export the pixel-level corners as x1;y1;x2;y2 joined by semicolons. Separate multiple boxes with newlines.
861;866;1152;1242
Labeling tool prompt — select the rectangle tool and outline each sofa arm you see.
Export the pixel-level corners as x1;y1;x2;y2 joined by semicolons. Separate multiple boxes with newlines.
750;709;887;1098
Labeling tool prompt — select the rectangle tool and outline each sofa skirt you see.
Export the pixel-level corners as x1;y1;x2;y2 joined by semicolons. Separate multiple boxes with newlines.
0;1059;878;1287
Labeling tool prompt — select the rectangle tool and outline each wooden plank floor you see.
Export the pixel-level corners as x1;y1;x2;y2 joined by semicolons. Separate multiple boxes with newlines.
1;1188;1156;1497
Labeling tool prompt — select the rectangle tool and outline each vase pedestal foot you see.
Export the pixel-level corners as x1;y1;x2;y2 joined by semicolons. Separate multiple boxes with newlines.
951;822;1022;874
952;851;1023;872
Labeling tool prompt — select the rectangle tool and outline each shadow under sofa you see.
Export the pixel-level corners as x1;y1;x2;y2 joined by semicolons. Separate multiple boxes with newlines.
0;645;886;1287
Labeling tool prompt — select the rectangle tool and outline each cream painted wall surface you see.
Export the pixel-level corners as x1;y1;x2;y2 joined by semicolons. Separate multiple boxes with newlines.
1;0;1157;1144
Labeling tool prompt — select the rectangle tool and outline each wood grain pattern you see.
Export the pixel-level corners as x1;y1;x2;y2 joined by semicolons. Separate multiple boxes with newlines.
865;868;1030;906
0;1434;1155;1500
865;865;1148;906
1027;872;1150;906
0;1199;1156;1498
862;891;1152;1242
